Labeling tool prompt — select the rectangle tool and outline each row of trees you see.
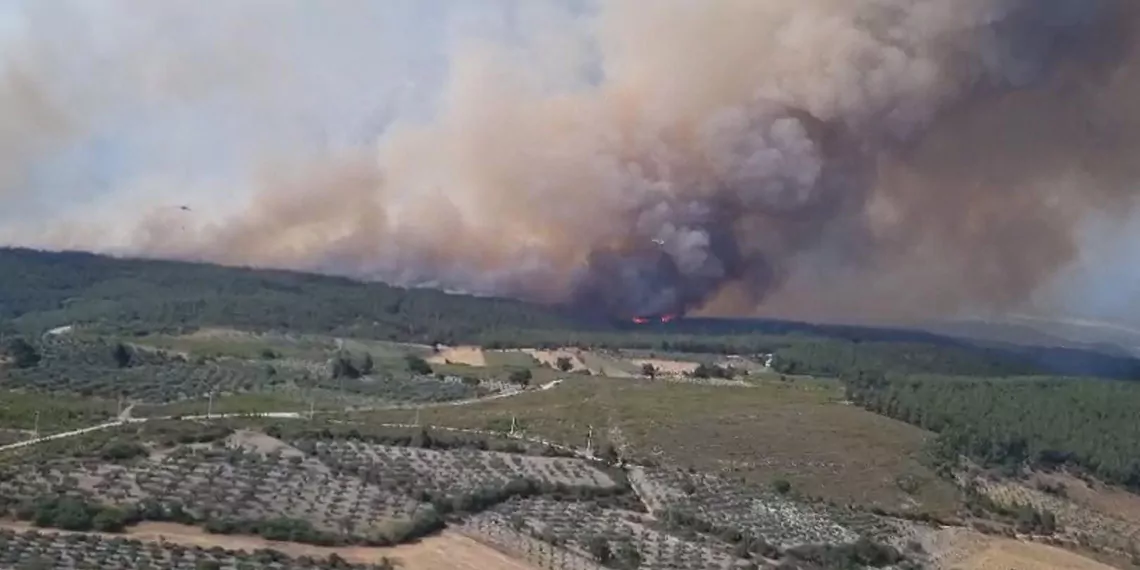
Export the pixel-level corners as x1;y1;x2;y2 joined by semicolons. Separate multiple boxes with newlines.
2;496;195;534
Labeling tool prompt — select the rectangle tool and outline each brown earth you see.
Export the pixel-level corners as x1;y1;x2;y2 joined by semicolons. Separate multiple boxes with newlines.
953;537;1118;570
427;346;487;367
523;348;634;377
918;527;1118;570
1039;471;1140;524
0;521;538;569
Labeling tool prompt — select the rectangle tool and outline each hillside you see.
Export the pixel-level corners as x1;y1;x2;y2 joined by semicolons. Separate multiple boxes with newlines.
4;247;1140;382
0;247;580;344
5;248;1140;569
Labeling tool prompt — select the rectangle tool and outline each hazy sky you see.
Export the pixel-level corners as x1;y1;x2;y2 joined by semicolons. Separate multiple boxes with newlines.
1;0;1138;327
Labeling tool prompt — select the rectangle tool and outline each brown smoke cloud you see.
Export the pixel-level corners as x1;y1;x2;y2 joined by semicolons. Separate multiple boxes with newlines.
4;0;1140;323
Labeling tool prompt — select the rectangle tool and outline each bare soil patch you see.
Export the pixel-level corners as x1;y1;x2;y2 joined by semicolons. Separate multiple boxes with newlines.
916;527;1116;570
428;346;487;367
226;429;306;458
955;537;1117;570
524;348;634;377
1038;471;1140;523
0;521;538;569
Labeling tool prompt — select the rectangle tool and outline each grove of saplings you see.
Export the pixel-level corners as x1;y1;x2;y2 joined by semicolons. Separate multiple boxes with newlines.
0;527;398;570
0;418;913;570
0;335;481;405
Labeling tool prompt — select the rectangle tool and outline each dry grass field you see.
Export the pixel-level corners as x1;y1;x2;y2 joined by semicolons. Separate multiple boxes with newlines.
909;526;1121;570
953;538;1117;570
358;375;959;514
523;348;636;377
427;345;487;367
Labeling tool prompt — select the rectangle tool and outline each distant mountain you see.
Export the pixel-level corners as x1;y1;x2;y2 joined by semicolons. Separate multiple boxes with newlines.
918;316;1140;357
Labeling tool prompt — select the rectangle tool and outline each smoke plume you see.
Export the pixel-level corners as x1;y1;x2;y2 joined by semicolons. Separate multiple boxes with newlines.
2;0;1139;322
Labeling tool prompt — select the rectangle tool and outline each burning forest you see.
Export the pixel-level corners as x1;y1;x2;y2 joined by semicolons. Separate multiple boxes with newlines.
2;0;1140;323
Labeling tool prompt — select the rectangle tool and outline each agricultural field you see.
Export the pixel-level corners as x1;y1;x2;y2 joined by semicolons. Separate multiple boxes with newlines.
0;416;924;570
0;391;119;432
300;439;619;496
355;375;959;515
1;330;505;414
0;526;400;570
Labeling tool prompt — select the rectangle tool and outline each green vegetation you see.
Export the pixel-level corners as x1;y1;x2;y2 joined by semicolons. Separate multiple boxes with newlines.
0;391;117;432
846;373;1140;489
358;376;959;513
5;248;1139;381
0;247;576;343
6;246;1140;567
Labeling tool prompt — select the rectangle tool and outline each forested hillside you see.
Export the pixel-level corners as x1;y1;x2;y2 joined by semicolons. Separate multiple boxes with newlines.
0;248;578;343
845;373;1140;489
3;247;1138;380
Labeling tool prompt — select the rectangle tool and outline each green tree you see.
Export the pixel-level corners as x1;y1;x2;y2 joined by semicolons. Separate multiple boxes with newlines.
585;536;612;564
92;507;128;532
332;353;361;379
112;342;134;368
4;337;40;368
508;368;532;386
771;479;792;495
556;356;573;372
406;355;433;376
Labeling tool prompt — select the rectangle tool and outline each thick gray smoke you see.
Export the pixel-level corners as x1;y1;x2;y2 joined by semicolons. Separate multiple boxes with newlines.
2;0;1139;322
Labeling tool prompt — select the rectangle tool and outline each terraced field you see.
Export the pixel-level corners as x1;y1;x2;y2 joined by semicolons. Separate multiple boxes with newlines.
300;439;618;496
0;526;397;569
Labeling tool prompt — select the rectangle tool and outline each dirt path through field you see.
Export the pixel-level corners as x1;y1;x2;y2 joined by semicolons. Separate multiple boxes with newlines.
428;346;487;367
0;521;538;569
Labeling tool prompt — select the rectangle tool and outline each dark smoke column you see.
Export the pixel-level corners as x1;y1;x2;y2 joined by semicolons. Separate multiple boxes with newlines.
567;0;1124;321
568;104;866;320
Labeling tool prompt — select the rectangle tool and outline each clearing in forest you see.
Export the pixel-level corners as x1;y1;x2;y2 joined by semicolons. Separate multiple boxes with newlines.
427;345;487;367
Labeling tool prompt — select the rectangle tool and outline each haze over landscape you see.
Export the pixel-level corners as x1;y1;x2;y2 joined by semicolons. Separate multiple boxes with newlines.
2;0;1140;325
10;4;1140;569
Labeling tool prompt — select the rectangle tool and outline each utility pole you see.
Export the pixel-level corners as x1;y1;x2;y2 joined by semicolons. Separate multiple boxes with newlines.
509;415;517;438
414;409;421;427
32;410;40;440
585;424;594;458
206;391;214;420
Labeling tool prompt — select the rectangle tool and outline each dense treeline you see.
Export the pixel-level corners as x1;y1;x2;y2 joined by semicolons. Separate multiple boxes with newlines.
0;247;577;344
845;374;1140;488
4;248;1139;381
